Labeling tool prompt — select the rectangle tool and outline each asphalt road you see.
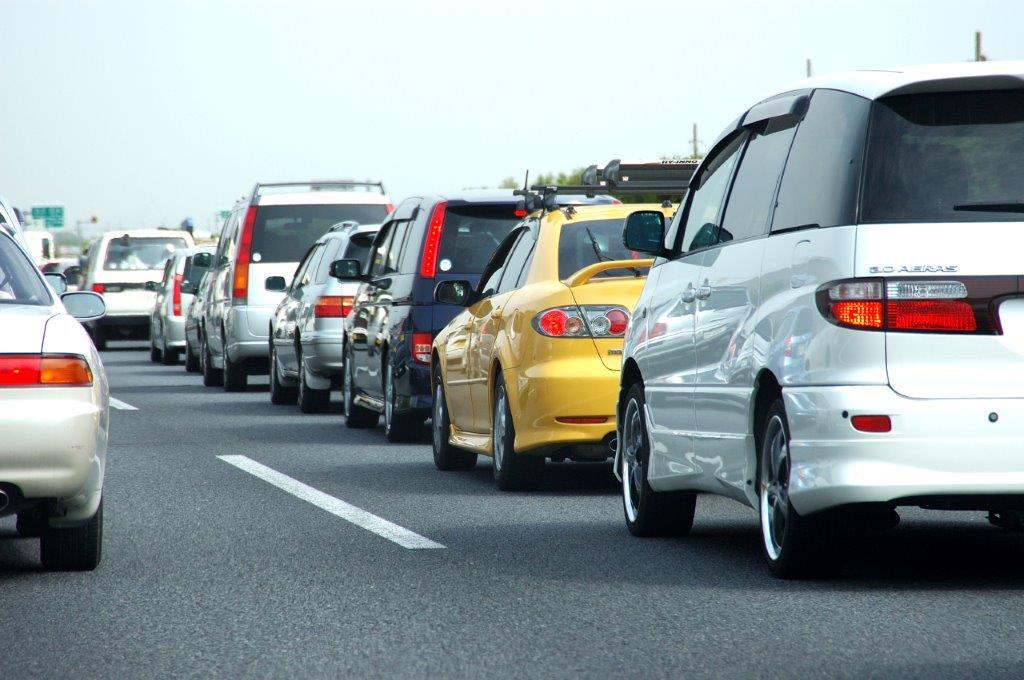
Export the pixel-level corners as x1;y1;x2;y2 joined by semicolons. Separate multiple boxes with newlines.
5;343;1024;678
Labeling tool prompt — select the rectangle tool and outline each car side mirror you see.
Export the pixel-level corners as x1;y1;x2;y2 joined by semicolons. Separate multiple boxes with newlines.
44;273;67;294
434;280;473;306
144;281;158;291
192;252;213;268
622;210;666;255
265;276;287;292
63;266;82;287
329;258;363;281
61;291;106;321
180;281;197;295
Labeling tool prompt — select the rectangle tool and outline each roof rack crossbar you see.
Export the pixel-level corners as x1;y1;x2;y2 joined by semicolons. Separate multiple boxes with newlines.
250;180;387;202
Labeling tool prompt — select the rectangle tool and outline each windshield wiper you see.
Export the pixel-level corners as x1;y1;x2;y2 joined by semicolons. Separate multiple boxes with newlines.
953;201;1024;213
586;228;640;276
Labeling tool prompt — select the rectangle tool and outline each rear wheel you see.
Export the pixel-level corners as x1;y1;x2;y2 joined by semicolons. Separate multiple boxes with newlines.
149;339;161;363
758;398;838;579
269;344;298;405
432;370;477;470
492;376;543;491
222;327;247;392
40;500;103;571
384;362;423;442
161;345;178;365
184;341;200;372
92;327;107;351
201;328;223;387
297;348;329;413
343;346;378;428
620;382;697;537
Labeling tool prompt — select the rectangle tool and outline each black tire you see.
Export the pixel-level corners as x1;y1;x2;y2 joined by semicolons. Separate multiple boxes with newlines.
16;509;46;538
758;398;839;579
384;361;423;442
201;328;223;387
343;345;378;428
92;327;107;351
222;328;248;392
149;340;161;363
185;342;200;372
269;345;298;405
297;348;329;413
40;500;103;571
492;375;543;491
432;369;477;470
161;346;178;366
619;382;697;537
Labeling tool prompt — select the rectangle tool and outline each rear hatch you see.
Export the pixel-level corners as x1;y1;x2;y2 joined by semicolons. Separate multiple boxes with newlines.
858;88;1024;399
567;275;648;370
96;234;190;315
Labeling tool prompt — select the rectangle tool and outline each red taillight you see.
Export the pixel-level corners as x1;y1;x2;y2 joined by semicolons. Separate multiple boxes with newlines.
313;295;353;318
91;283;105;294
385;203;394;215
533;306;629;338
419;201;448;278
412;332;432;365
819;279;983;334
233;206;258;303
514;208;527;218
832;300;884;329
605;308;629;336
538;309;569;337
851;415;892;433
172;273;183;316
555;416;609;424
887;300;976;332
0;355;93;387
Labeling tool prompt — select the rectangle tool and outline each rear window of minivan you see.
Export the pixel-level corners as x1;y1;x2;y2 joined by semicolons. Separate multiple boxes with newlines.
862;89;1024;223
103;236;188;270
436;205;521;274
251;204;388;263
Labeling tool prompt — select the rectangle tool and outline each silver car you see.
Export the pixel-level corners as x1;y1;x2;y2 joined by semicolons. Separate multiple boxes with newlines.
268;221;378;411
0;230;109;570
148;247;214;365
185;267;216;376
616;61;1024;578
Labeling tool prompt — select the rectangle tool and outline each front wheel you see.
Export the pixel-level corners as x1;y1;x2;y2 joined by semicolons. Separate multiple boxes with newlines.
149;339;162;363
269;344;298;405
620;382;696;537
343;346;378;428
384;362;423;442
432;371;477;470
223;332;248;392
297;349;330;413
492;376;543;491
201;328;224;387
185;340;200;372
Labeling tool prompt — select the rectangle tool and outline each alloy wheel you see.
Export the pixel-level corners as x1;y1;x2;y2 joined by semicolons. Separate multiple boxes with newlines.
433;382;446;451
621;397;645;523
385;363;394;431
760;414;790;561
492;386;507;472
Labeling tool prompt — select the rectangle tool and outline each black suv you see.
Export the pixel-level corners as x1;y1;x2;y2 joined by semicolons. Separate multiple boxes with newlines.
339;190;613;441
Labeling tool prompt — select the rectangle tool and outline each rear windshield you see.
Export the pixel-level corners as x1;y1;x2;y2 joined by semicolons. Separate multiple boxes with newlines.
182;253;211;286
862;90;1024;223
103;236;188;271
558;218;644;280
0;235;51;305
436;205;521;274
251;204;388;263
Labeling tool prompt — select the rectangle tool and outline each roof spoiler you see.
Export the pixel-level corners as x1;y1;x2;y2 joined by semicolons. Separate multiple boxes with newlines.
565;258;655;287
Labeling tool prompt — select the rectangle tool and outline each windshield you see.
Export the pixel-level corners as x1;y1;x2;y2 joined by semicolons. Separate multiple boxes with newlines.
435;205;522;274
251;204;389;263
558;218;645;279
862;89;1024;223
103;236;188;271
0;235;52;305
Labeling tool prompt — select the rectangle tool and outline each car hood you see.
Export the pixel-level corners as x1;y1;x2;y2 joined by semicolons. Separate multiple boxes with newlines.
0;305;57;352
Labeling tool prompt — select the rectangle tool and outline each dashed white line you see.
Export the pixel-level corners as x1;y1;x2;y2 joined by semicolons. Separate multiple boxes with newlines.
217;455;445;550
109;397;138;411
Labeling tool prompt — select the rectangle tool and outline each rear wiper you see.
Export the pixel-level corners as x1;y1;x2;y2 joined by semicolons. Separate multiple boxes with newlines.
586;228;640;276
953;201;1024;213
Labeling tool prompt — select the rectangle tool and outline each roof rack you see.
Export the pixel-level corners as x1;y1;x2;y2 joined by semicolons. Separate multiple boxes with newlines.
250;180;386;203
514;159;698;212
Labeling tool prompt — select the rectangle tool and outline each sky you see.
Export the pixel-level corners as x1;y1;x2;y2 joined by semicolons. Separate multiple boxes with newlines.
1;0;1022;235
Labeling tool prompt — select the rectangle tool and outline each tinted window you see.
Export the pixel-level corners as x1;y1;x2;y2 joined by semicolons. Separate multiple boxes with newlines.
0;235;51;305
386;221;410;273
772;89;870;232
497;231;534;294
862;89;1024;223
342;231;376;269
435;205;521;274
183;253;211;286
370;224;394;277
251;204;388;263
103;236;188;271
558;219;646;280
720;120;797;243
679;133;746;252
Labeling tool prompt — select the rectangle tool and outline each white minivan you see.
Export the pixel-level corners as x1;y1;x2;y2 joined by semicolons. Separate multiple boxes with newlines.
81;229;194;349
617;61;1024;578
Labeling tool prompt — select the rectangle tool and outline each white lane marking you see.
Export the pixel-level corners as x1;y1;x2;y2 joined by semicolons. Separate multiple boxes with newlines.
109;397;138;411
217;455;445;550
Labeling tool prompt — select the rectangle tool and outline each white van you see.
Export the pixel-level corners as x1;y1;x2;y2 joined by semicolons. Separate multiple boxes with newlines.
23;231;55;266
81;229;194;349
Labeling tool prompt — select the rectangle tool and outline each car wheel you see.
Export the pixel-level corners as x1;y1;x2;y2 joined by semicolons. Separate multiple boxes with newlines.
758;398;838;579
492;375;543;491
620;382;696;537
149;339;162;363
343;345;378;428
40;499;103;571
222;328;248;392
161;345;178;365
16;509;46;538
384;361;423;442
432;370;477;470
297;350;329;413
201;328;224;387
92;327;107;351
269;344;298;405
185;341;200;373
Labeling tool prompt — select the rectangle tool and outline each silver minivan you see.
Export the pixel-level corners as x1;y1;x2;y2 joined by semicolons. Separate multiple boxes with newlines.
148;246;214;365
617;61;1024;578
198;181;391;391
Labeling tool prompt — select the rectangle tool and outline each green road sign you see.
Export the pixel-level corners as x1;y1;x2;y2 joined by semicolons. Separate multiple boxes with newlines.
31;205;65;229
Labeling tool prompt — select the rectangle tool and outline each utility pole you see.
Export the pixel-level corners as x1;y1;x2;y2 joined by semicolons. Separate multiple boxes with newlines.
975;31;987;61
806;58;813;77
690;123;701;158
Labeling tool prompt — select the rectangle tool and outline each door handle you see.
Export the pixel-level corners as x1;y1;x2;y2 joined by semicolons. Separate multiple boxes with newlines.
681;286;696;303
696;286;712;300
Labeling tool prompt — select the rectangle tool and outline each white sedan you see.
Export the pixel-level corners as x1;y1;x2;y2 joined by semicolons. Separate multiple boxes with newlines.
0;229;109;570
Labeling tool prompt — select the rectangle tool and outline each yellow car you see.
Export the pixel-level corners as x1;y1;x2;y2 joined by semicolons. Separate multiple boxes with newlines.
430;202;676;490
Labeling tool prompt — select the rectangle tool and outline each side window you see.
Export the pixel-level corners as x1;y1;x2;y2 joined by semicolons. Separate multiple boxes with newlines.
719;119;798;243
478;232;519;299
161;258;174;286
678;133;746;253
302;244;326;287
386;220;410;273
314;239;344;284
497;232;534;294
370;223;395;277
217;211;240;265
291;245;318;292
772;89;871;232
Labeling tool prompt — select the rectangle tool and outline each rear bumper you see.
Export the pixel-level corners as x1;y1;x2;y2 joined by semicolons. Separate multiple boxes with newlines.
504;357;619;453
785;385;1024;514
164;316;186;347
226;306;273;361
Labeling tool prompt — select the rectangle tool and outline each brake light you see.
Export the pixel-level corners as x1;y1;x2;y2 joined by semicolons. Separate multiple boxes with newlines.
0;355;93;387
419;201;448;278
851;415;892;433
514;208;527;218
412;332;432;365
533;306;631;338
314;295;354;318
385;203;394;215
91;283;105;294
233;206;258;303
172;273;183;316
818;278;985;334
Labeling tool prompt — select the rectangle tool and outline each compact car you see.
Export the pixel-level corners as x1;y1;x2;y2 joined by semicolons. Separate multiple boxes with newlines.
148;246;214;365
617;61;1024;578
431;202;675;490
